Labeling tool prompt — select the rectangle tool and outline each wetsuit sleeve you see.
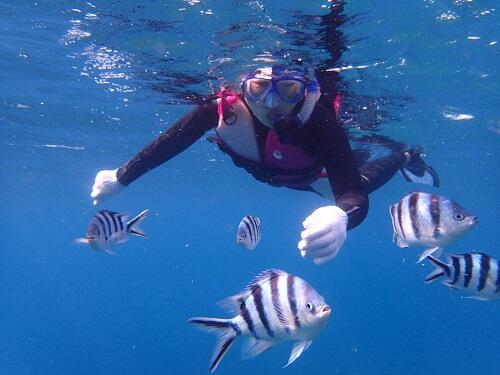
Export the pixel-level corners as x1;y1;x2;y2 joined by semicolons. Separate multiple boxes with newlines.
309;105;368;230
116;103;219;186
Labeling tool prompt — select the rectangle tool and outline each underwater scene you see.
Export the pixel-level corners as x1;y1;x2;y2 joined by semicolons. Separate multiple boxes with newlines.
1;1;499;374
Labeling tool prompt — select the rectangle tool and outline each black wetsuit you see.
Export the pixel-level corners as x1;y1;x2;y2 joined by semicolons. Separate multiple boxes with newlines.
116;98;406;230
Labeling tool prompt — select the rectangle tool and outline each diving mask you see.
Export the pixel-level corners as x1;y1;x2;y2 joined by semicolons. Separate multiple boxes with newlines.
242;76;306;104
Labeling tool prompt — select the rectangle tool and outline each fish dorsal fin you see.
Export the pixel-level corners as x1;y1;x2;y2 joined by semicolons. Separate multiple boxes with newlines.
407;189;423;195
217;269;287;313
241;337;277;360
242;269;287;294
284;340;312;368
99;209;118;216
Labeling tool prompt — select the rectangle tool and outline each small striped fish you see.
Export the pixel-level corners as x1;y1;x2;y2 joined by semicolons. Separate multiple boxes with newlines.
389;191;478;262
189;269;331;372
75;209;148;254
236;215;261;250
425;253;500;301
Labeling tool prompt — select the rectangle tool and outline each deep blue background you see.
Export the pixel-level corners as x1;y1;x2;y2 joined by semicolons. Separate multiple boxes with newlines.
1;1;499;374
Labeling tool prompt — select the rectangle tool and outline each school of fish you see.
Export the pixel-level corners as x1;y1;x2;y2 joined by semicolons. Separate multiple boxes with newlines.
75;184;494;373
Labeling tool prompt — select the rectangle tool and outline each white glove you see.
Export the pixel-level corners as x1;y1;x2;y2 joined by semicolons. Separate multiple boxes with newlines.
298;206;348;265
90;169;124;205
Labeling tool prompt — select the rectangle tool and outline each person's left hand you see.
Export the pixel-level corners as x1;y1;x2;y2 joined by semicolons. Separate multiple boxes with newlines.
298;206;348;265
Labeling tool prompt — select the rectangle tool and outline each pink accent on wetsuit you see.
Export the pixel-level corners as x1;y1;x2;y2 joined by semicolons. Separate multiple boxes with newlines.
264;128;319;170
333;93;342;120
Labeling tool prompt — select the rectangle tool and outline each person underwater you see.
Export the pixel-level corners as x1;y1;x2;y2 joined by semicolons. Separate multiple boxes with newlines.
90;65;439;264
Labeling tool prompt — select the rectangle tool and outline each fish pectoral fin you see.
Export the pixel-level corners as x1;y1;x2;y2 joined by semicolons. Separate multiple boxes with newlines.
443;281;458;290
109;231;129;243
436;226;447;237
101;242;116;255
461;296;490;301
284;340;312;368
73;238;89;245
394;234;409;248
241;337;277;360
417;247;441;263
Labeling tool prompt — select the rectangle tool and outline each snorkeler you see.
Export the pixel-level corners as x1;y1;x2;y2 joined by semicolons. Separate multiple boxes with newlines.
90;65;439;265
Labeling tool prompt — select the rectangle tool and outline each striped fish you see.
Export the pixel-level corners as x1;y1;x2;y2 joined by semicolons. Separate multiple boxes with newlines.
389;191;478;262
425;253;500;301
189;269;331;372
75;209;148;254
236;215;261;250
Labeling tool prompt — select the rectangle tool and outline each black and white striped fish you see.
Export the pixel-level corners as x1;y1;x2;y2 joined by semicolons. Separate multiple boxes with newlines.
75;209;148;254
389;191;478;262
189;269;331;372
236;215;261;250
425;253;500;301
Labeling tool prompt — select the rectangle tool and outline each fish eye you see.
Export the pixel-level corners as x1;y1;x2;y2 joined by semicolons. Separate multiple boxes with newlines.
454;213;464;221
305;301;314;312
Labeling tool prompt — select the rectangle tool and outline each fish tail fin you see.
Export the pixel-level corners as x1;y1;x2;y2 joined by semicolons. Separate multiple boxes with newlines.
126;209;149;238
417;246;441;263
188;317;239;373
74;238;89;245
424;255;451;283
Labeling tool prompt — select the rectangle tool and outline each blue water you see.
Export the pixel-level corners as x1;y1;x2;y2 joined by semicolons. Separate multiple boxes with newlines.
1;1;499;374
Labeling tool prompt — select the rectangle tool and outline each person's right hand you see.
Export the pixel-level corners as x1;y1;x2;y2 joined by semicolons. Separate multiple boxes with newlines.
91;169;124;205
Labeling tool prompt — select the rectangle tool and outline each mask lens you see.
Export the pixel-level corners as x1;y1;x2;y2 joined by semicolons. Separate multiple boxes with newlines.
276;80;305;103
244;78;272;101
